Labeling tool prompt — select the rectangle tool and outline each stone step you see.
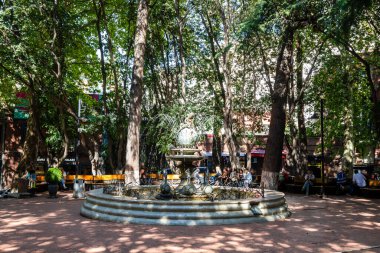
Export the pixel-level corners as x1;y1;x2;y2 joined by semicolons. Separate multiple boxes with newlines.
81;207;290;226
80;188;291;226
82;201;279;220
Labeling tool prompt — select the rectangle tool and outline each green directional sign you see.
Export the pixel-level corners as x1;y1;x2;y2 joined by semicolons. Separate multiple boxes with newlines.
14;107;29;119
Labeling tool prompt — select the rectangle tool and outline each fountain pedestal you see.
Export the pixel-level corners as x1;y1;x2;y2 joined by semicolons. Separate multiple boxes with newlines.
166;148;204;196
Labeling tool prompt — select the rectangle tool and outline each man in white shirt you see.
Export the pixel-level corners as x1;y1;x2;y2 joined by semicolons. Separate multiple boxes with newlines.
243;169;252;188
349;169;366;195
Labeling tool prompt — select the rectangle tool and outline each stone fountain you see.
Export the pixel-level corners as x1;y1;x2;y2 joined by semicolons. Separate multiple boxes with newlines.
80;126;291;225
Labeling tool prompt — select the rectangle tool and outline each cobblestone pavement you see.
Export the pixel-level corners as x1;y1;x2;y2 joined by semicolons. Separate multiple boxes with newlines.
1;191;380;253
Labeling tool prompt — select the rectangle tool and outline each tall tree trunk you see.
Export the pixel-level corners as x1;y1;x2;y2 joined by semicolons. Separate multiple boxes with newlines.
57;104;69;165
99;0;120;112
116;131;125;173
221;59;239;170
200;11;225;170
287;56;297;175
125;0;149;184
101;0;120;171
175;0;187;101
19;79;48;173
261;27;294;190
212;132;221;169
219;4;239;171
93;0;117;171
19;96;39;174
342;72;354;171
287;118;298;175
81;135;102;175
93;0;108;116
297;101;308;175
246;143;254;170
296;34;308;176
370;50;380;145
52;0;69;165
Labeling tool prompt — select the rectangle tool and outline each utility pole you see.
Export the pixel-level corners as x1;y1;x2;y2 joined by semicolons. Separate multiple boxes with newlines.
320;98;325;198
0;111;6;190
73;98;85;198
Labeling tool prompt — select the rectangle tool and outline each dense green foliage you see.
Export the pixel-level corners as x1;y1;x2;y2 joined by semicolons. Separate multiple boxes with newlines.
0;0;379;176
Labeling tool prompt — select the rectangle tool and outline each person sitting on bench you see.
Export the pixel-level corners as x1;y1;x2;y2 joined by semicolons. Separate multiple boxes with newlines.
336;168;346;194
349;169;366;195
302;169;315;196
243;169;252;188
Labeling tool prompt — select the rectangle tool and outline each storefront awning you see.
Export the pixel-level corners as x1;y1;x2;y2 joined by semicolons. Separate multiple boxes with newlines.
251;149;287;158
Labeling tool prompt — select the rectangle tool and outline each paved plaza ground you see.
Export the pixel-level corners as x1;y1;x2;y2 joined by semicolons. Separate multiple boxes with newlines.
1;191;380;253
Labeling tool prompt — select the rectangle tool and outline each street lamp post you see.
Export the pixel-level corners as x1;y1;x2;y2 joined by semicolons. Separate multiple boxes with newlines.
0;112;5;190
320;98;325;198
310;98;325;197
73;98;85;199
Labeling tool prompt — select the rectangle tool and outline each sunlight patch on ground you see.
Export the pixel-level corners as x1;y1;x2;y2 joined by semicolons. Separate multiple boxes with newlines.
350;198;371;203
250;232;271;236
277;242;291;248
303;227;319;232
0;244;20;252
140;234;162;240
360;221;380;227
289;218;304;221
350;224;377;230
295;245;314;252
222;227;248;233
45;212;58;217
120;228;134;233
358;212;375;217
84;246;107;253
202;243;225;250
0;228;16;233
55;221;77;225
2;217;40;227
38;241;54;246
327;242;344;251
20;229;41;233
337;242;375;252
117;236;132;242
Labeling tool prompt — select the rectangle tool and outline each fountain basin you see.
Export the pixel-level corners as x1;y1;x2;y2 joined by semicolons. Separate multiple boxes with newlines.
80;187;291;226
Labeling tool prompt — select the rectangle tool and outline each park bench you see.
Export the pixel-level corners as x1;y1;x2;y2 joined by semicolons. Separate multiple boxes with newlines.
66;175;125;189
36;174;125;190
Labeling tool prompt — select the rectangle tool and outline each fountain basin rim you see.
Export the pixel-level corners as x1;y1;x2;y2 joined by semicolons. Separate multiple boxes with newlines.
81;187;291;225
87;187;285;205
